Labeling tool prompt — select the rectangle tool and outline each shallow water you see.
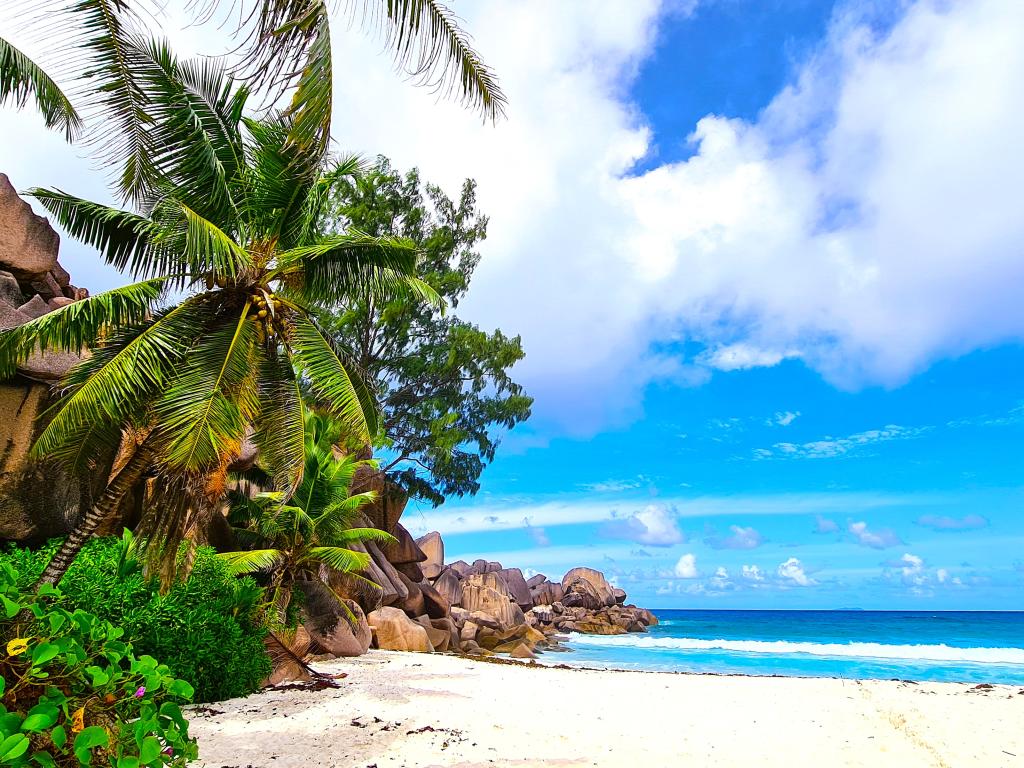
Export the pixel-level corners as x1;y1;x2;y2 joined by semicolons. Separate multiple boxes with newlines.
559;609;1024;684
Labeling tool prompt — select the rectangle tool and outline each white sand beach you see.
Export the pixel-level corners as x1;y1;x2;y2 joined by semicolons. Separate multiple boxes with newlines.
189;651;1024;768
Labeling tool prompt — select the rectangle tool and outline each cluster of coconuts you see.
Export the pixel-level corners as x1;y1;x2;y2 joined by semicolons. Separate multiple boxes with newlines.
249;292;287;341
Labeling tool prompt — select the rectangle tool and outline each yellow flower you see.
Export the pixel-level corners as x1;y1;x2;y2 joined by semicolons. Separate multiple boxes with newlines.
5;638;29;656
71;707;85;734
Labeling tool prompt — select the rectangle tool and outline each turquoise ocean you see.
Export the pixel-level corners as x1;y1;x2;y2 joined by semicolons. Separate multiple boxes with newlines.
561;610;1024;684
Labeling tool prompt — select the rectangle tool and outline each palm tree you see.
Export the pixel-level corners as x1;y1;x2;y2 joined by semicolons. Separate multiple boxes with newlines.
220;411;395;626
0;39;438;588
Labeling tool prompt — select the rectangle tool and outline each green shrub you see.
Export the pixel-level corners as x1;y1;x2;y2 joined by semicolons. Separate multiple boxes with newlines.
2;538;270;703
0;562;198;767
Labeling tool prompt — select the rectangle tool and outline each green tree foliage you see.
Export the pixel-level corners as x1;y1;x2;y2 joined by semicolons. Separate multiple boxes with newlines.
0;560;198;767
221;412;395;626
2;536;270;704
0;36;80;140
0;38;438;587
320;159;532;505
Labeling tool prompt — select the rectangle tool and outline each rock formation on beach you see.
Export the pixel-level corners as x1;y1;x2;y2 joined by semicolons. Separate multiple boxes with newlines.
293;519;657;670
0;173;88;545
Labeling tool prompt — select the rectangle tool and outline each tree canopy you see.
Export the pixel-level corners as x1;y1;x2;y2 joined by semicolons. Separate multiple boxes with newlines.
319;158;532;506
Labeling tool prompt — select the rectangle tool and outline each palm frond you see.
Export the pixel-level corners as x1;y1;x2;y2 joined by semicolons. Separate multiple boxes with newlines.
286;311;379;440
280;1;332;155
253;352;307;493
0;277;166;378
361;0;507;122
218;548;283;576
272;229;420;305
307;545;370;574
180;203;251;279
69;0;158;203
129;38;248;222
0;35;82;139
31;296;217;460
153;302;259;472
29;188;165;277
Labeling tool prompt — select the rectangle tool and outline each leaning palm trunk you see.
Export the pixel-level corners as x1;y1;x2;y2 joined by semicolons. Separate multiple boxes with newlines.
36;440;156;587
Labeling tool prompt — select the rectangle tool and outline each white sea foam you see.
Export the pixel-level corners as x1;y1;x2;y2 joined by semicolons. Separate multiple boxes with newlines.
569;634;1024;664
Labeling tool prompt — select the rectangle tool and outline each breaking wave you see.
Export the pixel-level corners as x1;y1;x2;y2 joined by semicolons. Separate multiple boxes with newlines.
569;634;1024;664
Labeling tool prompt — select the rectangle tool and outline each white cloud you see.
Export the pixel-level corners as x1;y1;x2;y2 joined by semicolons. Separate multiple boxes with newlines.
755;424;929;460
936;568;949;583
4;1;1022;433
403;490;944;535
698;344;797;372
602;503;685;547
849;520;903;549
777;557;815;586
705;524;764;550
916;513;989;531
741;564;765;582
770;411;801;427
710;566;731;589
674;553;698;579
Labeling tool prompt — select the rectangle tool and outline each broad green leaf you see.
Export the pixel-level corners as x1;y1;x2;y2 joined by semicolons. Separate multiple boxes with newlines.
0;733;30;762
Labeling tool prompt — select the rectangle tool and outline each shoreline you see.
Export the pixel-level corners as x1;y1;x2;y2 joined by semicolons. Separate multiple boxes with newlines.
189;650;1024;767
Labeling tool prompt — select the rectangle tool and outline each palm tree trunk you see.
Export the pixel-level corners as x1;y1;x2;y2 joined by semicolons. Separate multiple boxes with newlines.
35;441;157;588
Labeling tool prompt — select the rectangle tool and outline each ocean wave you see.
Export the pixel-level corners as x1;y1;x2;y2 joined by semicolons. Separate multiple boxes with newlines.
569;634;1024;664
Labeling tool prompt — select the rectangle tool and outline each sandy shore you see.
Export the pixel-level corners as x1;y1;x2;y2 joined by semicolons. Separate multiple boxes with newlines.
189;651;1024;767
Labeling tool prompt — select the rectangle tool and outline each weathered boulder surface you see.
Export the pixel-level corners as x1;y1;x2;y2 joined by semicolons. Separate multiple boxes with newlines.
561;567;617;610
0;174;59;281
0;175;89;546
297;581;372;657
416;531;444;579
433;568;463;607
380;522;428;565
497;567;533;610
368;607;434;652
461;572;525;630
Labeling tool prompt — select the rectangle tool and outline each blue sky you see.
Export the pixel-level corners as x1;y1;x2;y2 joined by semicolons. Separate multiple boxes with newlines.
1;1;1022;608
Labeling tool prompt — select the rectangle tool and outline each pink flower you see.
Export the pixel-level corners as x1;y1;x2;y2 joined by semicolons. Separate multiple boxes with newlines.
134;686;146;698
162;747;173;756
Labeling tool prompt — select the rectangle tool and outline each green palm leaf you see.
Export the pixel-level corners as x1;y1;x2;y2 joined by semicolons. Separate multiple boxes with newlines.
307;545;370;574
286;311;379;440
0;277;165;378
0;35;82;139
219;548;284;577
272;230;420;305
29;188;164;277
253;352;307;493
153;302;259;472
180;203;251;279
31;296;216;459
370;0;507;122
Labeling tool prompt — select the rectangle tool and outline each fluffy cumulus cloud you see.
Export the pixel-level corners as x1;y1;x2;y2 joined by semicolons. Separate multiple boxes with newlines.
674;553;698;579
705;524;764;550
741;565;765;582
777;557;814;586
848;520;903;549
602;504;685;547
3;1;1021;434
916;513;989;531
883;553;963;592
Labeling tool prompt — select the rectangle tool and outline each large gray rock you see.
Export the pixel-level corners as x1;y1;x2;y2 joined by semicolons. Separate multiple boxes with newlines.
415;531;444;579
530;580;564;607
433;568;463;607
449;560;473;579
461;573;525;630
297;581;371;657
0;173;60;281
526;573;548;589
0;270;23;306
367;606;433;652
17;294;48;319
561;567;617;609
497;568;533;610
380;522;427;565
